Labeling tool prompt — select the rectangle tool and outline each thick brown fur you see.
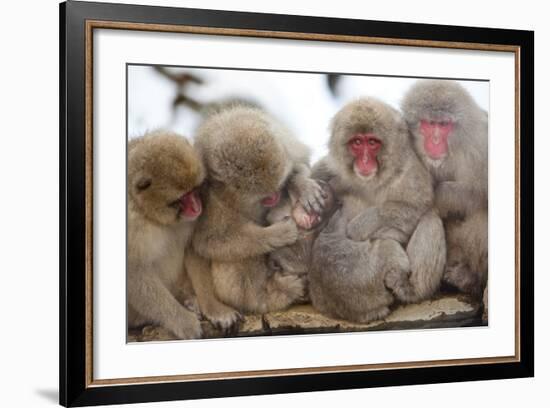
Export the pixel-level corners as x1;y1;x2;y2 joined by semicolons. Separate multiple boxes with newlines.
190;106;323;321
401;80;488;296
309;98;446;323
127;131;205;339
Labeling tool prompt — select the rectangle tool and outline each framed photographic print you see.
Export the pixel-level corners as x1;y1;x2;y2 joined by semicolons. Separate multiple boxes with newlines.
59;0;534;406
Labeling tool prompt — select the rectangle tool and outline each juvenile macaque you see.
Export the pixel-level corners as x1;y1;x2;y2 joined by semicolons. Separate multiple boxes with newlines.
127;131;205;339
190;106;325;319
309;98;446;323
401;80;488;296
265;181;337;280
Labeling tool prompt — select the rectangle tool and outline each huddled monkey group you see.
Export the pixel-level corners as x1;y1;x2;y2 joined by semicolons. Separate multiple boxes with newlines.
127;79;489;339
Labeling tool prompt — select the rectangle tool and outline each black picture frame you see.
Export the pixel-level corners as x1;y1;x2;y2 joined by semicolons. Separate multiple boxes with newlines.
60;1;534;406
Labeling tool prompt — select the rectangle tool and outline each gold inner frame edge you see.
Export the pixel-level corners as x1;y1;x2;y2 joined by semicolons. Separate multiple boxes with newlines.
83;19;522;388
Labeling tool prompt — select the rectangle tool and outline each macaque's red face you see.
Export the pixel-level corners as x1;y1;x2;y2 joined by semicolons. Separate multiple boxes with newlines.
419;120;454;160
348;133;382;177
261;191;281;207
179;189;202;219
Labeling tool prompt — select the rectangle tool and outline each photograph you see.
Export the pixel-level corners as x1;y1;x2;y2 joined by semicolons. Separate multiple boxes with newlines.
3;0;545;405
58;1;533;405
126;65;490;342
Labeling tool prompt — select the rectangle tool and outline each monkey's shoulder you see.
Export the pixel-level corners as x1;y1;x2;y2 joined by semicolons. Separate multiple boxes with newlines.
128;216;188;277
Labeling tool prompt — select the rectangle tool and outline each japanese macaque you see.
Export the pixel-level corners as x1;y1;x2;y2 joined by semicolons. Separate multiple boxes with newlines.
401;80;488;296
265;181;337;280
190;106;325;322
309;98;446;323
127;131;205;339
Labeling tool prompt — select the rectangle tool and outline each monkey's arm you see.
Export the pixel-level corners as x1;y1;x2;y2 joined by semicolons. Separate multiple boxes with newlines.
311;157;336;182
346;202;425;243
287;163;327;214
185;250;242;330
435;181;487;219
194;219;298;261
127;270;201;339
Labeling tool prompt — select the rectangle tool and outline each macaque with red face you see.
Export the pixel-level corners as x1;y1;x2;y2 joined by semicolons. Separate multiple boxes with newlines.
127;131;205;339
348;133;383;178
402;80;488;296
419;119;454;160
309;98;446;323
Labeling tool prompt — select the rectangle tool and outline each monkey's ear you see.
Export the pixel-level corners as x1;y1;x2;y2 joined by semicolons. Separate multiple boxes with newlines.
135;175;152;191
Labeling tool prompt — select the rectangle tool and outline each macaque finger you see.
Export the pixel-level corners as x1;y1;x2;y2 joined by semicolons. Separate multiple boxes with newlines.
301;199;313;214
310;199;323;214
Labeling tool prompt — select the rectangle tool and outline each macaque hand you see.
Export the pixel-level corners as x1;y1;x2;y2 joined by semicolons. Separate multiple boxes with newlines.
297;178;327;214
267;218;299;249
346;209;381;241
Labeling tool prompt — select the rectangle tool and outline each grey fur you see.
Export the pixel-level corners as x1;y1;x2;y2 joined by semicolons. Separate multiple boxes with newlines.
401;80;488;296
309;98;446;322
265;181;338;301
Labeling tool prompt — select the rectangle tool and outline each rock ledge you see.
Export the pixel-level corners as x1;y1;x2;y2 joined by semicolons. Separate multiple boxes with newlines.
128;293;484;342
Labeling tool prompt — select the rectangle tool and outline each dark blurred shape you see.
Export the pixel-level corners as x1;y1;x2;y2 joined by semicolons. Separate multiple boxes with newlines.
153;67;262;121
327;74;341;98
153;66;204;112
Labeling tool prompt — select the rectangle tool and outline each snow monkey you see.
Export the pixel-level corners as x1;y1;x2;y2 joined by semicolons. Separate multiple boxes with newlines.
309;98;446;323
127;131;205;339
189;105;326;325
265;181;337;284
401;80;488;296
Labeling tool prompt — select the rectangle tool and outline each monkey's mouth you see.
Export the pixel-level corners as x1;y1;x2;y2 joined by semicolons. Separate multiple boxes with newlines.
180;189;202;219
420;120;452;160
424;138;449;160
261;191;281;207
354;158;378;178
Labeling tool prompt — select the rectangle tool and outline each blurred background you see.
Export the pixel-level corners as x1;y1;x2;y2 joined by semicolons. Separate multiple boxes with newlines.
128;65;489;163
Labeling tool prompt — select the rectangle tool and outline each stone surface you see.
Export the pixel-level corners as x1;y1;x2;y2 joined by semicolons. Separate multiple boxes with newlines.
128;325;177;342
265;294;482;335
128;293;484;342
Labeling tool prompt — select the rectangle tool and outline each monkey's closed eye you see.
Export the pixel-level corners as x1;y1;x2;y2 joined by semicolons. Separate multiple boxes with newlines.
136;178;152;191
167;199;180;209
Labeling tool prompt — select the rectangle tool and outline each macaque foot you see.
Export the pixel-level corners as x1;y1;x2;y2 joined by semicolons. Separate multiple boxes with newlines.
201;301;243;332
182;296;201;316
359;306;391;323
269;272;307;307
346;210;380;242
443;262;482;297
384;268;418;303
166;311;202;340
